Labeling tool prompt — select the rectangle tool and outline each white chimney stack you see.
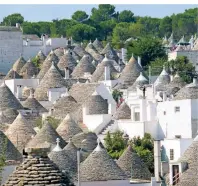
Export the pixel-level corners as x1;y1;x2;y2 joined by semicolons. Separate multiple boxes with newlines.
193;77;198;85
16;23;20;28
154;140;161;182
163;92;167;102
16;85;23;99
104;65;110;81
138;56;142;67
64;67;69;79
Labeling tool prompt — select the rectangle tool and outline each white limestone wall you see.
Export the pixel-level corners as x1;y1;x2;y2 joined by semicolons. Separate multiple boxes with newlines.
157;100;192;139
161;138;192;162
96;83;117;115
0;31;23;73
82;107;112;134
5;79;39;95
117;120;145;138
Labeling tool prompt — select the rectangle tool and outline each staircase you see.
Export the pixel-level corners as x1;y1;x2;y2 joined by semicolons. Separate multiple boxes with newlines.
99;120;116;135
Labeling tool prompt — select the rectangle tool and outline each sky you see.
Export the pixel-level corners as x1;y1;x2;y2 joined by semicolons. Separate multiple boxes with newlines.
0;4;197;22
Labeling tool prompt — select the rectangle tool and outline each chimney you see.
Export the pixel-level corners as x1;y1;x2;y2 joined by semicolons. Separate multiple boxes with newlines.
138;56;142;67
16;85;23;99
104;65;110;81
154;140;161;182
193;77;198;85
163;92;167;101
64;67;69;79
16;23;20;28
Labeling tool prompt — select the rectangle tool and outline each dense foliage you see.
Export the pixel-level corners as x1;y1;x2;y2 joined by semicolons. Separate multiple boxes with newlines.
1;5;197;46
126;37;167;67
149;56;195;83
104;131;154;174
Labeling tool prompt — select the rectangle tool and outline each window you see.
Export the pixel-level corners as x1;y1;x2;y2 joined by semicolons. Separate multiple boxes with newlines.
170;149;174;160
134;112;140;121
164;111;166;115
175;107;180;113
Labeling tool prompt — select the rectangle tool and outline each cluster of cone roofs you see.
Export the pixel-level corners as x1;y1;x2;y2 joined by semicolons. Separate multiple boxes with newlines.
0;38;198;185
0;111;152;185
162;33;198;51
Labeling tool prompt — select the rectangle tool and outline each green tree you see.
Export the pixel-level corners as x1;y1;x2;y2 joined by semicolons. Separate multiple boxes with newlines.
90;4;116;22
2;13;24;26
149;56;195;83
169;56;195;83
159;16;172;37
129;133;154;174
104;131;127;159
72;11;89;22
126;37;166;66
112;22;145;49
112;89;123;103
67;24;96;42
118;10;135;23
149;57;168;76
99;19;117;40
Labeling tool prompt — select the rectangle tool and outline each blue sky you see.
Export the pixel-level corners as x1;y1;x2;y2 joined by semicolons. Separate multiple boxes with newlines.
0;4;197;22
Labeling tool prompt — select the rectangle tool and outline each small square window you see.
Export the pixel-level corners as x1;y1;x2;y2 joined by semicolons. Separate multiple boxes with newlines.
175;107;180;112
170;149;174;160
134;112;140;121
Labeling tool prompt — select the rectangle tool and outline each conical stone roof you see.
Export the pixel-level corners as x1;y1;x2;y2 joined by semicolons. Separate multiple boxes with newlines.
12;55;26;74
85;42;104;62
71;55;96;78
179;135;198;164
20;59;38;78
71;131;106;161
90;55;119;82
174;78;198;100
113;102;131;120
26;121;66;150
4;147;74;186
4;69;21;80
22;93;48;113
56;114;83;142
154;66;170;91
79;140;127;181
37;51;59;79
0;130;22;161
0;108;19;125
6;112;36;152
128;72;149;91
36;50;46;61
93;38;103;53
117;145;151;179
0;82;23;111
35;63;66;101
35;50;46;67
168;73;186;89
101;43;119;62
48;139;77;179
52;94;80;119
54;47;64;59
57;50;77;71
85;91;108;115
73;44;90;58
119;55;145;86
63;139;78;161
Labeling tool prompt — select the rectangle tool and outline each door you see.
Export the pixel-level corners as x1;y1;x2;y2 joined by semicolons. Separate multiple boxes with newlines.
172;165;179;185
